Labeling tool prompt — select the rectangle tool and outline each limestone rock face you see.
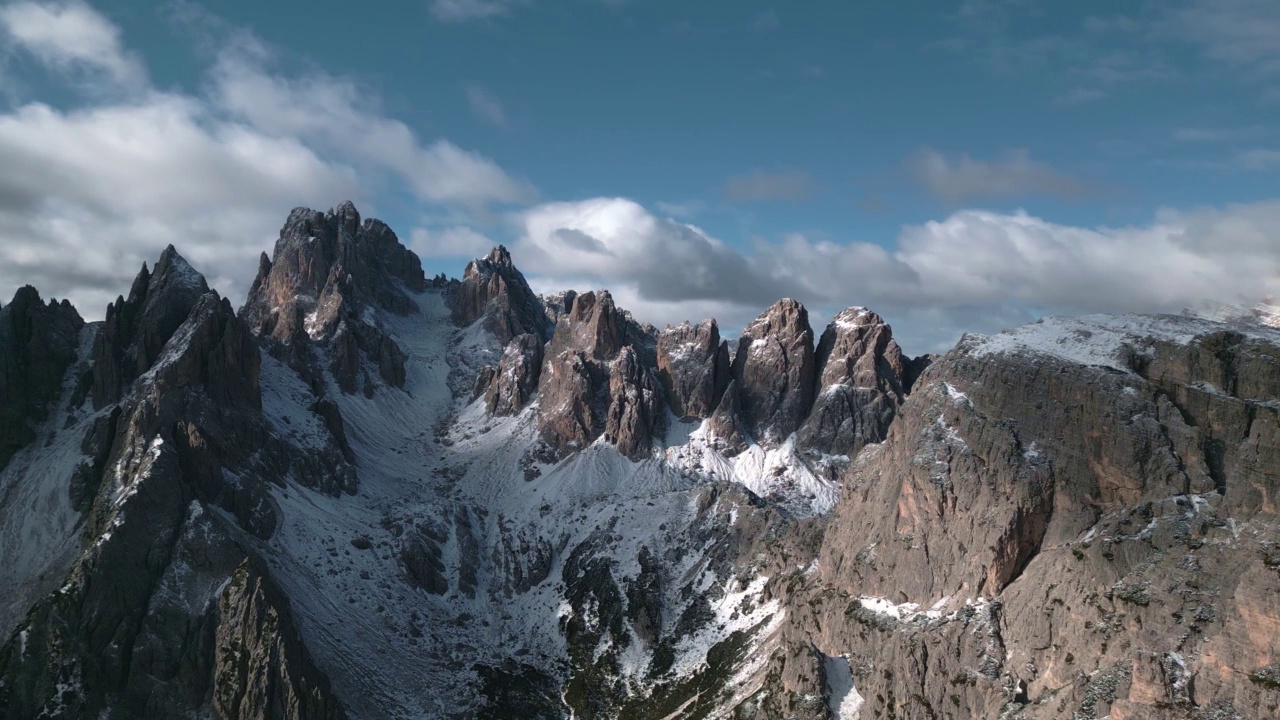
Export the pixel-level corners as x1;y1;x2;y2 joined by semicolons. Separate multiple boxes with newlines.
603;346;663;461
730;299;816;445
451;245;547;344
656;319;730;421
214;560;347;720
88;245;210;408
483;333;544;416
240;202;422;394
797;307;908;457
534;289;663;459
705;379;750;456
0;248;357;720
544;290;626;362
536;350;605;454
0;286;84;469
773;315;1280;720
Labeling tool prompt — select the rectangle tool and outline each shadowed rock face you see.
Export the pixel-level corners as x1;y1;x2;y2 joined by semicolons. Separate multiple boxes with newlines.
88;245;211;408
797;308;908;457
214;560;347;720
0;247;351;720
0;286;84;470
730;299;816;445
656;319;730;421
451;245;547;344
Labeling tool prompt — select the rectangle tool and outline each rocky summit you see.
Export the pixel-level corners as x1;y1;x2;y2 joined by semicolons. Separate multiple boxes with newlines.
2;202;1278;720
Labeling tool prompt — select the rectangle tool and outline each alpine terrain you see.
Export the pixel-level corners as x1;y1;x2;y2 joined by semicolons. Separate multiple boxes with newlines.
1;202;1278;720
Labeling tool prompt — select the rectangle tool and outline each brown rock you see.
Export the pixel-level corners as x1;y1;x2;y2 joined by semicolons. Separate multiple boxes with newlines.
797;307;908;457
536;350;603;455
656;319;730;421
730;298;816;445
484;333;544;416
451;245;547;344
603;346;663;460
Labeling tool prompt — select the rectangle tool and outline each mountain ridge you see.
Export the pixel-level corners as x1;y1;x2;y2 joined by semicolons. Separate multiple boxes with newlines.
1;201;1278;720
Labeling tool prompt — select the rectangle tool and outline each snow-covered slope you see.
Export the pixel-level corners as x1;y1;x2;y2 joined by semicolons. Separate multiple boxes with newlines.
251;289;796;718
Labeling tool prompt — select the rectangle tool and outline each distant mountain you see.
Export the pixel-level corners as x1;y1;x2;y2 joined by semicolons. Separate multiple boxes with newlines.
2;203;1278;719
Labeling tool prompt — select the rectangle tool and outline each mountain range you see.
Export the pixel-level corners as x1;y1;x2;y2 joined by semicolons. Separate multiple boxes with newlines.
2;202;1278;719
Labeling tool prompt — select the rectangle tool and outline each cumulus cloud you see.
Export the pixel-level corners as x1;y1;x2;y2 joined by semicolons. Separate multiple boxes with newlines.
723;170;815;203
507;197;1280;353
209;39;534;206
907;147;1092;205
0;0;145;89
0;1;532;318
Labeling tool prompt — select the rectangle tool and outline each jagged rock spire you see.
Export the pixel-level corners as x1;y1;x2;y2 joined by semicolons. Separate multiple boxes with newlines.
729;298;816;445
452;245;548;344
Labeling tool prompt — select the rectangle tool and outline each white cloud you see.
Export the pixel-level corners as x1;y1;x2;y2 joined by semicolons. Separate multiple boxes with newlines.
506;197;1280;352
0;2;532;319
0;0;144;89
465;84;506;127
906;147;1091;204
209;39;534;206
429;0;527;23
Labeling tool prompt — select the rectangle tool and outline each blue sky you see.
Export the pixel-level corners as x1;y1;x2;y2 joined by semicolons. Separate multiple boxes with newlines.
1;0;1278;351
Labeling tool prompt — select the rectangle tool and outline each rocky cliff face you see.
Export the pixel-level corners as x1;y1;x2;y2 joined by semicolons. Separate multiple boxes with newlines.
241;201;425;395
531;290;664;460
730;299;817;445
798;307;908;458
451;245;548;344
0;287;84;470
757;315;1280;720
3;206;1278;720
1;248;349;720
656;319;731;421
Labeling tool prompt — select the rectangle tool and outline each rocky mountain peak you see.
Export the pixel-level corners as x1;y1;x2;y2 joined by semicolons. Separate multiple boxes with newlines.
243;201;425;341
88;246;212;408
797;305;909;456
729;297;816;445
452;244;547;344
240;202;423;395
656;318;730;421
0;286;84;470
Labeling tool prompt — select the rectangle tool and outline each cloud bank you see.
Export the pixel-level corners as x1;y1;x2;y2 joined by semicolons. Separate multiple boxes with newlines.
511;197;1280;352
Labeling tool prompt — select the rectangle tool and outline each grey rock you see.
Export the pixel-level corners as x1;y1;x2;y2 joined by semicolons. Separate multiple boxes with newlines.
656;319;730;421
484;333;544;416
451;245;547;344
797;307;908;457
0;286;84;469
88;245;209;408
730;298;816;445
214;559;347;720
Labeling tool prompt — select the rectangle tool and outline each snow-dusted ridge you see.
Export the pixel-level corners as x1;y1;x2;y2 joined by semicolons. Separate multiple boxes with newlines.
965;312;1280;371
